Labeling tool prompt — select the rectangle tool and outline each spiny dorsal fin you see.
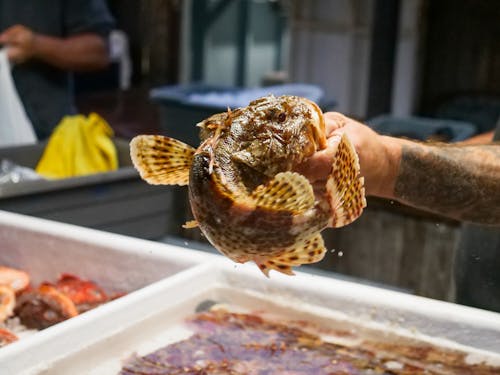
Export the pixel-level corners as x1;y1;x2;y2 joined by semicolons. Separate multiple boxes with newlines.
254;233;326;277
130;135;195;186
327;133;366;227
251;172;315;213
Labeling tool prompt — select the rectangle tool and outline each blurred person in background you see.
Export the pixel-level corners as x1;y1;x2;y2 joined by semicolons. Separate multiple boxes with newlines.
0;0;115;139
298;113;500;312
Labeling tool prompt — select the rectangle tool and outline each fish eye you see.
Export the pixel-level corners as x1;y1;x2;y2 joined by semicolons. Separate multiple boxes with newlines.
277;112;287;122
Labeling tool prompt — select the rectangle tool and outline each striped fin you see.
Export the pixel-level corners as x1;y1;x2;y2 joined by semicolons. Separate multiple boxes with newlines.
275;233;326;266
256;260;294;278
251;172;315;213
327;133;366;227
130;135;195;186
255;233;326;277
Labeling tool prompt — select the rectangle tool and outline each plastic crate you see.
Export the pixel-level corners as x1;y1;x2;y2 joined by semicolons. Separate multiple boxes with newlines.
0;139;174;239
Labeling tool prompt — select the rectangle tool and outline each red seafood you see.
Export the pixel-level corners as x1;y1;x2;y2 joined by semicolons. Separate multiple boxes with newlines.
0;328;18;347
0;285;15;323
15;274;111;329
53;273;108;312
15;284;79;330
0;266;30;294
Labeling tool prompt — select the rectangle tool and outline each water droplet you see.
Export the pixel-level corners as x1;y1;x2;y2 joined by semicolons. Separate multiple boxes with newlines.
338;251;344;257
330;248;336;253
385;361;404;370
390;200;394;205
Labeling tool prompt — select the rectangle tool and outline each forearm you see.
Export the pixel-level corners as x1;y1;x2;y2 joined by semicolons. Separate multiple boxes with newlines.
382;139;500;225
32;33;109;71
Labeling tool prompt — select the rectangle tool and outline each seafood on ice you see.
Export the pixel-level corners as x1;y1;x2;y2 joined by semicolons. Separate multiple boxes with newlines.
0;266;119;348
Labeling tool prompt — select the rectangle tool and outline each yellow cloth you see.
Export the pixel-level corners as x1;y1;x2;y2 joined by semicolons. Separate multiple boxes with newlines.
36;113;118;179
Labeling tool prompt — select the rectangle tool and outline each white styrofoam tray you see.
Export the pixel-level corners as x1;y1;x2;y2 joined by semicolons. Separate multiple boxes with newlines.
0;211;499;374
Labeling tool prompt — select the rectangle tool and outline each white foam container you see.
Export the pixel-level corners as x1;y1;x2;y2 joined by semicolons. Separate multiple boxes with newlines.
0;210;499;374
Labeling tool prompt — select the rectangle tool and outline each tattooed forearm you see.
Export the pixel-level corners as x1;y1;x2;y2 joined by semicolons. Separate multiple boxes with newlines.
394;143;500;225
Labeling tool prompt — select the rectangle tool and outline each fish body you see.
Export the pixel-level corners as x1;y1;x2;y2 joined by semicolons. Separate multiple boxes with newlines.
131;95;366;276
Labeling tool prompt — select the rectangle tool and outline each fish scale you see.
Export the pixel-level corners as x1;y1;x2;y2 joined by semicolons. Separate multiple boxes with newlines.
131;95;366;276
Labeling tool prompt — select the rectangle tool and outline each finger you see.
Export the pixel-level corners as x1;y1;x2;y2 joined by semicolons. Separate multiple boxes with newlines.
295;135;342;182
5;47;23;64
323;112;348;135
0;25;15;41
0;32;16;44
6;48;18;62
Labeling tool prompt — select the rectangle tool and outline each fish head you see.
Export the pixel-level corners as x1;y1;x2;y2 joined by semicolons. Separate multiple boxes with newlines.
197;95;328;180
250;94;325;137
242;95;327;163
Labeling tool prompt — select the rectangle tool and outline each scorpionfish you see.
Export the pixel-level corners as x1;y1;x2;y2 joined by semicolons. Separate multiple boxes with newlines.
131;95;366;276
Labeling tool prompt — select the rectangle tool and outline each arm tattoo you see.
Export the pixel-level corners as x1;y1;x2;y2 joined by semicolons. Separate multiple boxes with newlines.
394;143;500;225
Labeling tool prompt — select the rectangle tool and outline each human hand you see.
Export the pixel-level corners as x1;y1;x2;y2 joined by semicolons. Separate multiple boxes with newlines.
0;25;37;64
296;112;402;198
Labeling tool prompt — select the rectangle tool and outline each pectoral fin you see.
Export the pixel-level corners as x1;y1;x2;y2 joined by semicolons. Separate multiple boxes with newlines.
327;133;366;227
275;233;326;266
130;135;195;186
255;233;326;277
250;172;315;213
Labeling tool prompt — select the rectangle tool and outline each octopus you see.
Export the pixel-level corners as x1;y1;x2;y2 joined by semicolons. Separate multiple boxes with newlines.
131;95;366;276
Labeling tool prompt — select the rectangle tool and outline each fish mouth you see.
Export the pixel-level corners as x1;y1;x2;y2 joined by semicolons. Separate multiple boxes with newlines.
303;98;327;151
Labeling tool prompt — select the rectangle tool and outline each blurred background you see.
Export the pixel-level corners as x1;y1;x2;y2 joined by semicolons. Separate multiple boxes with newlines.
1;0;499;305
77;0;499;138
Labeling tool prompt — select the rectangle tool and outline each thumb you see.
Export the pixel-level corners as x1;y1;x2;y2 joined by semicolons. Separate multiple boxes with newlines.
0;32;15;45
295;135;342;183
0;26;20;44
323;112;348;136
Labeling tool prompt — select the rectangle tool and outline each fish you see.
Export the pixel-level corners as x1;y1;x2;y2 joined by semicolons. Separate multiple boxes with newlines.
130;95;366;276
